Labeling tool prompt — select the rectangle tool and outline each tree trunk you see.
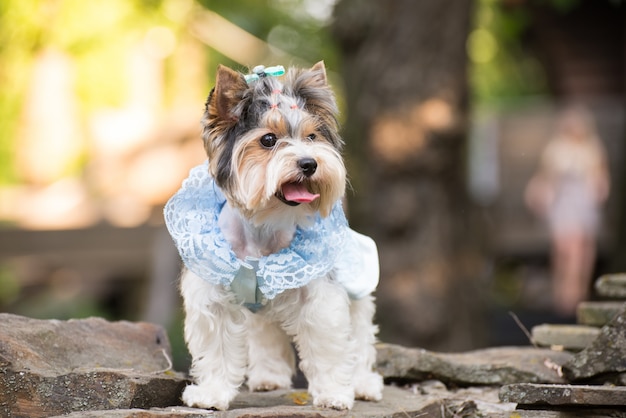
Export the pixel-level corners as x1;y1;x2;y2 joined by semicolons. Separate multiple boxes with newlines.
333;0;485;350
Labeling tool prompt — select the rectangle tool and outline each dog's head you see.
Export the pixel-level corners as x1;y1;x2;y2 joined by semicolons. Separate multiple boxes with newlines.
202;62;346;227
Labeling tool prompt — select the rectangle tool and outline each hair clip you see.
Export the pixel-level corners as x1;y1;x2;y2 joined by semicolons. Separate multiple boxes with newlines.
244;65;285;83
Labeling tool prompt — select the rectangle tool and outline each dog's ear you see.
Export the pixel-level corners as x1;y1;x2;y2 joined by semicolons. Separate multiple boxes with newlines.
290;60;336;111
289;61;331;96
208;65;248;124
288;61;342;148
309;61;328;86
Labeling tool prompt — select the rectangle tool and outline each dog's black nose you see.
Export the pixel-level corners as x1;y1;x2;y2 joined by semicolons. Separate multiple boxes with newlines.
298;158;317;177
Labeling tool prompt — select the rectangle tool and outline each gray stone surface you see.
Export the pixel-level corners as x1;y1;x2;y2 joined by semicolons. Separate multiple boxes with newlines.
531;324;600;351
56;384;626;418
6;313;626;417
52;384;515;418
376;343;572;385
500;383;626;406
595;273;626;299
52;407;213;418
0;313;187;418
564;305;626;381
577;301;625;327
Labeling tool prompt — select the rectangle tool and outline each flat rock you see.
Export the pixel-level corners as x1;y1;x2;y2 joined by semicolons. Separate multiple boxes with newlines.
577;301;625;327
595;273;626;299
376;343;571;386
500;383;626;407
0;313;187;418
564;305;626;381
52;407;211;418
51;384;514;418
531;324;600;351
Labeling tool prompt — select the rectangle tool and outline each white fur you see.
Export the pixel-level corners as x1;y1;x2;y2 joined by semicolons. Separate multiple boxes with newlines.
179;201;382;410
183;77;380;410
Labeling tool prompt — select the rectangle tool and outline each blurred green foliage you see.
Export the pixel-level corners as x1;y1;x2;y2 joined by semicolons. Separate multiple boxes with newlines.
469;0;548;105
2;0;619;185
470;0;624;105
0;0;336;185
0;0;170;184
198;0;340;92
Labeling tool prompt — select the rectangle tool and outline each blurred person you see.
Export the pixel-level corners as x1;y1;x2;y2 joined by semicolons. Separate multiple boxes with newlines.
525;106;610;317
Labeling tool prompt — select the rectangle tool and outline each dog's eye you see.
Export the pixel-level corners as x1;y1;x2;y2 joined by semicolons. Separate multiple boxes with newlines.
306;133;316;141
260;133;278;148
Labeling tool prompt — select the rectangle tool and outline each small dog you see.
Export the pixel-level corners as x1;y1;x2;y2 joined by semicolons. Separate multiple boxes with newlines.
164;62;383;410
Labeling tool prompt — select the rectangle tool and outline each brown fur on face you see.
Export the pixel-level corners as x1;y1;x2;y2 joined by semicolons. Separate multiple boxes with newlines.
201;62;346;225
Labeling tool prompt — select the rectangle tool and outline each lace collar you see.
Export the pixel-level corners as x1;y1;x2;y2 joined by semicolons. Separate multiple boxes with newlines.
164;162;350;306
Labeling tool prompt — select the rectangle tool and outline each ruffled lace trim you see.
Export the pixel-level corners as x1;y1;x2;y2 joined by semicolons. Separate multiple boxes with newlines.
164;162;350;300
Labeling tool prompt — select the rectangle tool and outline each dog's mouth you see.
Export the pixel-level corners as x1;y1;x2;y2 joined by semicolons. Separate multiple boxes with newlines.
275;182;320;206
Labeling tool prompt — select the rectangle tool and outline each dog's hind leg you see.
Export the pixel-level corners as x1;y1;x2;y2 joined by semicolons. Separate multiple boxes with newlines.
246;313;296;391
179;270;248;410
349;295;384;401
284;278;357;410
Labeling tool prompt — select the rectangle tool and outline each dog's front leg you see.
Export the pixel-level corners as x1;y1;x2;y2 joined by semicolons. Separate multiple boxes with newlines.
179;270;248;410
350;295;384;401
286;278;357;410
247;313;296;391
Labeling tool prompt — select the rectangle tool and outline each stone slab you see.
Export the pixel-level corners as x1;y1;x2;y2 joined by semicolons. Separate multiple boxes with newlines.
577;301;625;327
564;305;626;381
52;384;626;418
376;344;571;386
0;314;188;418
595;273;626;299
531;324;600;351
51;407;212;418
52;384;514;418
500;383;626;406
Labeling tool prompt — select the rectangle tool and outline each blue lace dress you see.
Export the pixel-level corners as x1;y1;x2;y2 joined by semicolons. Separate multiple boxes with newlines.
164;162;379;310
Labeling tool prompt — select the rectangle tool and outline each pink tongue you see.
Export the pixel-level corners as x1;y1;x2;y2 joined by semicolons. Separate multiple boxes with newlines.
282;183;320;203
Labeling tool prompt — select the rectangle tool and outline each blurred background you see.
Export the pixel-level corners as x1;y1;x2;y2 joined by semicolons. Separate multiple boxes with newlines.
0;0;624;369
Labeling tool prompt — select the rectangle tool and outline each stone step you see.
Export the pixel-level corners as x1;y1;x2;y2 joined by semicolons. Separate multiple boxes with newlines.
50;385;511;418
500;383;626;407
563;304;626;382
531;324;600;351
577;301;625;327
376;343;571;385
0;314;188;418
595;273;626;299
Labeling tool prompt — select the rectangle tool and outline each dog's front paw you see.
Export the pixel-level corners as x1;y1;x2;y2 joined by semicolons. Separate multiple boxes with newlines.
354;371;384;401
181;383;236;410
312;390;354;410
